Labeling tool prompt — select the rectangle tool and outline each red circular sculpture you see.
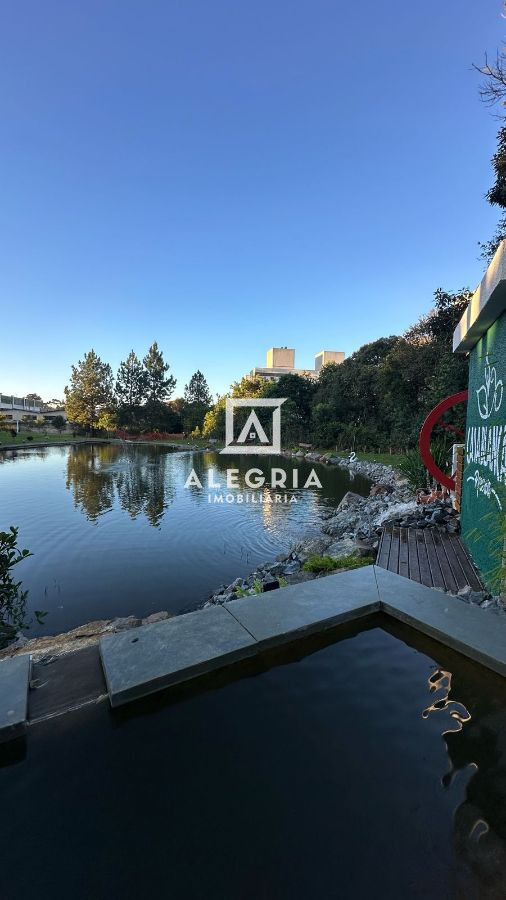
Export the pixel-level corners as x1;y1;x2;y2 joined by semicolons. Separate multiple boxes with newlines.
418;390;468;491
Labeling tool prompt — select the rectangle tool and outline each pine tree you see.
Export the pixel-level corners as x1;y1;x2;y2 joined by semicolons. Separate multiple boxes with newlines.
115;351;147;407
143;342;176;403
183;371;212;407
64;350;115;433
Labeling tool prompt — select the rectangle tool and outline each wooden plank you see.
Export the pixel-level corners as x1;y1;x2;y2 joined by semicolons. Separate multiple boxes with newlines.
398;527;410;579
439;531;469;592
376;527;392;570
407;529;421;583
424;529;447;591
450;535;484;592
416;529;433;587
388;526;400;574
432;529;458;593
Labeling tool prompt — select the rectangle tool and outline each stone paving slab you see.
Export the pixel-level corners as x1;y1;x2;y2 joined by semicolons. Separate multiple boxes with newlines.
225;566;380;645
374;566;506;677
100;604;257;707
0;654;31;743
99;564;506;710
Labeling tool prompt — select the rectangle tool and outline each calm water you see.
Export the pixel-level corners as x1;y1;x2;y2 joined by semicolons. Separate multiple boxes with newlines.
0;443;369;634
1;620;505;899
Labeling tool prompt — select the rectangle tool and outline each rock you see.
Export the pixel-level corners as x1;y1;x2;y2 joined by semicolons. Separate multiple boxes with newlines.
143;611;171;625
283;560;301;575
326;536;357;558
215;592;235;604
111;616;142;631
292;536;332;558
266;562;286;577
283;571;317;585
336;491;364;512
262;577;279;592
370;484;395;496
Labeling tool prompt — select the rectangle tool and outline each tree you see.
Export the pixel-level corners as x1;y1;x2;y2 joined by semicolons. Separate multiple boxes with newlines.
25;393;43;405
183;371;213;432
184;371;212;407
143;342;176;403
115;350;147;407
64;350;115;433
404;288;470;346
263;374;316;443
52;415;66;433
475;50;506;260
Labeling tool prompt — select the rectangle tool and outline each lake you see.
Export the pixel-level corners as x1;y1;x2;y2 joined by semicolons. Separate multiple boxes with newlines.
0;443;370;635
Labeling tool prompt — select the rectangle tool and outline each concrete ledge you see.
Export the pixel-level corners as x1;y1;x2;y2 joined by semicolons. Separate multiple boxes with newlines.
0;654;31;743
374;567;506;677
453;239;506;352
100;604;257;707
99;565;506;709
225;566;380;646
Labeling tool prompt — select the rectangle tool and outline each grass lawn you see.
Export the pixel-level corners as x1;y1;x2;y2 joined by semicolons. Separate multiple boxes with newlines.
344;450;405;469
302;446;404;469
0;431;88;445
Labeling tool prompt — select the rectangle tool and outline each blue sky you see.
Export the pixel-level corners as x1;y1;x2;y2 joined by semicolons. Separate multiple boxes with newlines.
1;0;505;400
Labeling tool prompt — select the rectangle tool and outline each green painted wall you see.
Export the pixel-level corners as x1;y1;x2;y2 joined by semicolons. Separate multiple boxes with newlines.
461;311;506;591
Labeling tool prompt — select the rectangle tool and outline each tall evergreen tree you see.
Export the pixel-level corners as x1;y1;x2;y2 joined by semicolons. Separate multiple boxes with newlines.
182;370;213;432
184;371;212;407
115;351;147;407
64;350;115;432
143;342;176;402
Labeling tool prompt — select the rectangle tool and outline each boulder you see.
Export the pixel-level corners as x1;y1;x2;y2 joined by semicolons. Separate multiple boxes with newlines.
143;611;171;625
370;484;395;497
336;491;364;512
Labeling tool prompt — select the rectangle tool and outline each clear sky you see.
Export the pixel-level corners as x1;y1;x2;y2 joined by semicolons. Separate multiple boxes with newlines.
1;0;505;400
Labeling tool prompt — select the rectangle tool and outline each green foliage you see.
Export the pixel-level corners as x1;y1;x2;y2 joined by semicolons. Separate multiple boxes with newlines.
143;341;176;404
303;554;374;573
183;370;213;432
397;443;452;492
115;350;147;407
306;289;470;452
0;527;45;648
64;350;115;432
52;415;66;432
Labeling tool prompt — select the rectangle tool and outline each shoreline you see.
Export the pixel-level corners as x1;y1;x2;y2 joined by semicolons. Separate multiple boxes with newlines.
0;448;405;659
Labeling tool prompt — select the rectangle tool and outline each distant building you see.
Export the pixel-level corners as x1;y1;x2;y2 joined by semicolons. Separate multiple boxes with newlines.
248;347;345;383
0;393;67;426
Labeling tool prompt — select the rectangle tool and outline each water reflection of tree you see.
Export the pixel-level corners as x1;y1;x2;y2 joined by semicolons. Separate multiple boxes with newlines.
66;445;175;526
66;445;116;521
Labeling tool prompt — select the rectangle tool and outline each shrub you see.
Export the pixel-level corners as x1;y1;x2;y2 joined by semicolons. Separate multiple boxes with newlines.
0;527;45;647
26;435;33;441
303;554;374;574
397;442;452;492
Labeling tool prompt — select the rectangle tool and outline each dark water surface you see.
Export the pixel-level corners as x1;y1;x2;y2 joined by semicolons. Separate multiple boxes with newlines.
0;443;369;633
1;619;506;899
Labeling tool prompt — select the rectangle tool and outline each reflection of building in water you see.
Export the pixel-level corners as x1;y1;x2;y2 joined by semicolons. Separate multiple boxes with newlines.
66;444;175;527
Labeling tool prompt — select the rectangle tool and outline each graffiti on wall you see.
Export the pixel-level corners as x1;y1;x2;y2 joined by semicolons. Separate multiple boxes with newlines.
466;356;505;510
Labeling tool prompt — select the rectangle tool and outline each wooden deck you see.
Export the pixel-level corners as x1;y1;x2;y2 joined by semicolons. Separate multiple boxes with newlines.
376;525;484;593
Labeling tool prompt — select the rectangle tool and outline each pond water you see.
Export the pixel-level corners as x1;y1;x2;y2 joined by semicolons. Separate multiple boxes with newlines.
0;443;370;634
1;619;505;899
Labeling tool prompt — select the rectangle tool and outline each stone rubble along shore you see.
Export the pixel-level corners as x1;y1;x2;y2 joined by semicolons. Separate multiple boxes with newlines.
206;451;504;614
207;453;411;606
0;611;173;661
